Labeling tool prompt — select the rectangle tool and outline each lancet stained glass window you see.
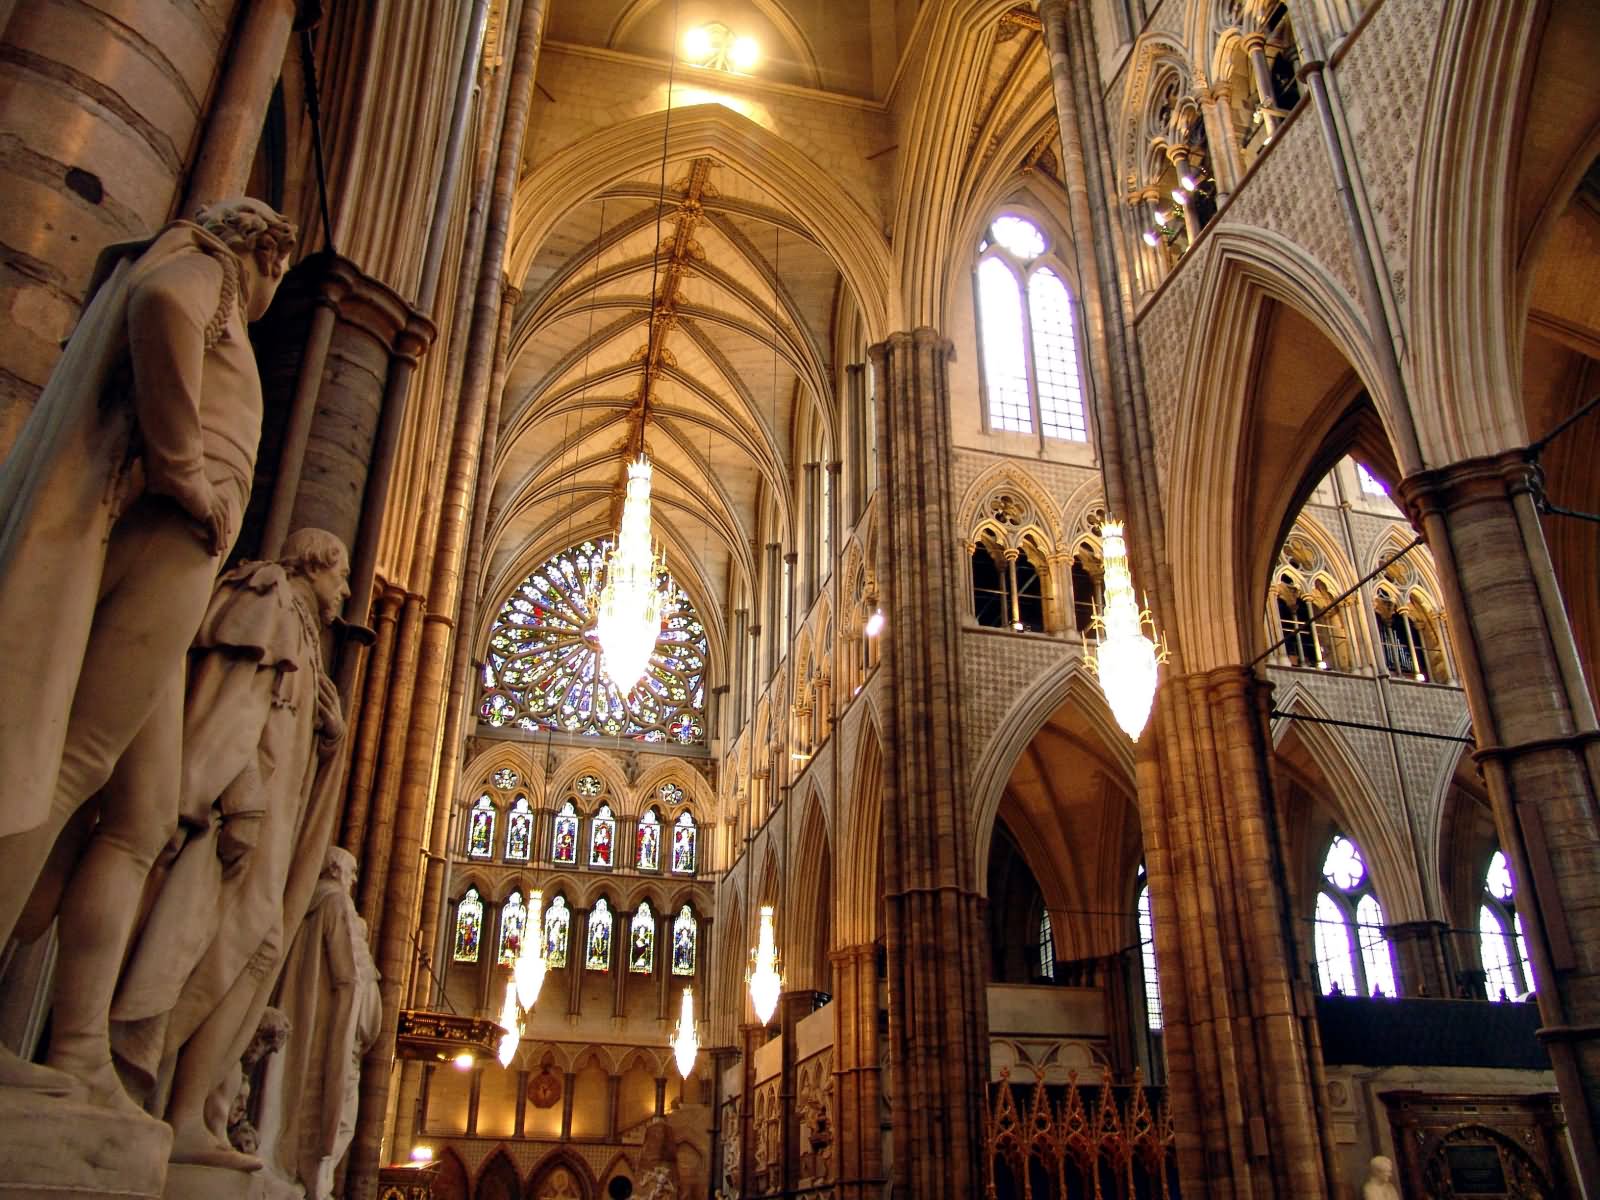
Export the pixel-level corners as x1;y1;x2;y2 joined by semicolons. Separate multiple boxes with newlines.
637;809;662;871
454;888;483;962
586;899;614;970
505;795;533;861
1137;870;1162;1031
552;800;578;864
1480;849;1533;1000
479;540;708;744
671;810;697;874
467;795;495;859
590;803;615;868
975;216;1088;441
499;891;527;965
629;902;655;974
672;905;697;976
1314;834;1396;996
545;896;570;968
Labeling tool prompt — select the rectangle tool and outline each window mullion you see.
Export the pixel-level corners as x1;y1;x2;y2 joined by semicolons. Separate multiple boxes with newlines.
1016;263;1045;440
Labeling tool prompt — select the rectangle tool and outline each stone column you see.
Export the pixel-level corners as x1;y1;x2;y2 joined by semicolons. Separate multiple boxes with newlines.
1167;146;1203;243
830;944;882;1200
1386;920;1452;998
869;329;987;1200
515;1069;528;1135
1198;86;1244;203
804;462;821;603
1243;34;1281;139
560;1071;577;1139
568;908;590;1015
612;914;629;1017
183;0;304;212
1400;452;1600;1184
0;0;239;451
764;544;782;679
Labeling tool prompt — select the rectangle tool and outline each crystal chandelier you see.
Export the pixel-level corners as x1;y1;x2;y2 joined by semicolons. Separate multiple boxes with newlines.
513;890;547;1010
747;904;783;1025
672;985;699;1078
495;979;521;1068
596;454;667;692
1087;519;1167;741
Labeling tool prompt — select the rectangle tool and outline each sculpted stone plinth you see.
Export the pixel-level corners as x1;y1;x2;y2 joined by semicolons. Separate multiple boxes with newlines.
0;199;295;1116
256;846;381;1200
109;528;349;1192
0;1087;172;1200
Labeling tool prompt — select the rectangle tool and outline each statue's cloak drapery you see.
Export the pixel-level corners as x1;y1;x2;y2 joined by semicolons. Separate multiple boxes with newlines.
0;223;234;839
110;562;345;1090
268;877;380;1197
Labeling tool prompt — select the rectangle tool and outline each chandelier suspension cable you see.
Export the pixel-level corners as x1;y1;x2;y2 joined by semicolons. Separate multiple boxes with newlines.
635;0;682;451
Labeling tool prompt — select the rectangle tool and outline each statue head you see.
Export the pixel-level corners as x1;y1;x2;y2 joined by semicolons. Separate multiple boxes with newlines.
1367;1155;1394;1183
282;528;350;624
194;198;297;322
323;845;358;893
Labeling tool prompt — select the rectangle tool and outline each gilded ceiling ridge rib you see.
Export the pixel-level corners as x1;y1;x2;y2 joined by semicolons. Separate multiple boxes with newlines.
613;156;717;521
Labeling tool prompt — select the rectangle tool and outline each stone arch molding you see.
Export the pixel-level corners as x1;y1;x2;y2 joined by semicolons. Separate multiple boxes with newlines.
509;104;896;341
1161;225;1387;671
969;657;1134;897
959;461;1067;551
1271;681;1425;922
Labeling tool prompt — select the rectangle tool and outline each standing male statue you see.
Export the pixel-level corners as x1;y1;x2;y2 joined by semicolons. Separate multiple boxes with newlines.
112;528;350;1167
0;199;295;1108
258;845;381;1199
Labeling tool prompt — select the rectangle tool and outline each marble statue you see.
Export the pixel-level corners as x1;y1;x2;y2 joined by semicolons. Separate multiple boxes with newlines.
0;198;294;1108
638;1118;681;1200
110;527;349;1168
226;1008;291;1155
260;845;382;1200
1363;1154;1401;1200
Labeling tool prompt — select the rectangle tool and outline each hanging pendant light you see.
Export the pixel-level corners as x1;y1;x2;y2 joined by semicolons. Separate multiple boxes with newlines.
1087;519;1167;741
747;904;783;1025
597;455;667;692
671;985;699;1078
496;978;521;1068
513;890;547;1010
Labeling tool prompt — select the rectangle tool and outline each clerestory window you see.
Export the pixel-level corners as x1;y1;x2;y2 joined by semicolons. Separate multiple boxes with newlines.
975;216;1088;441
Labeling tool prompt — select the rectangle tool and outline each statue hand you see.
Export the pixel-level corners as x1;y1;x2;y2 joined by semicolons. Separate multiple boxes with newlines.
190;489;230;557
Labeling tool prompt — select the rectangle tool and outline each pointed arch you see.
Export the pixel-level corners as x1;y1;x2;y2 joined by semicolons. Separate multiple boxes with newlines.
1159;225;1395;672
1271;683;1425;921
836;711;883;947
971;659;1134;895
526;1148;596;1200
787;785;833;992
958;460;1068;551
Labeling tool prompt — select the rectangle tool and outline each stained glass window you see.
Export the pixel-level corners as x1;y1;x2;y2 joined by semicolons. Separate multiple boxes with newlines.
499;891;527;965
505;795;533;861
590;803;616;868
1028;268;1087;441
637;809;662;871
1355;894;1396;997
467;795;495;859
1480;849;1532;1000
671;905;697;976
986;215;1047;259
977;258;1030;433
658;781;684;805
629;902;655;974
1037;910;1055;980
671;811;697;874
575;774;603;797
545;896;570;968
454;888;483;962
478;541;708;744
1137;873;1162;1031
1355;462;1387;497
552;800;578;864
1314;833;1394;996
492;767;520;791
585;899;613;970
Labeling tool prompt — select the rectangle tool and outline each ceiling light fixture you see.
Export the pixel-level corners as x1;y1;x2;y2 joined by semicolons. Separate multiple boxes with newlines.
496;979;521;1068
672;985;699;1078
512;889;547;1010
684;22;759;72
747;904;783;1024
1086;519;1167;741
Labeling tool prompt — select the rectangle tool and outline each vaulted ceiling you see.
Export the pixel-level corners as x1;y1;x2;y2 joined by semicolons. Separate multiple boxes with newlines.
487;152;847;636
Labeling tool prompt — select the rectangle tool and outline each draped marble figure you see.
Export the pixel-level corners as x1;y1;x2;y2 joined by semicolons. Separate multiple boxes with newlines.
0;199;294;1109
111;528;349;1168
261;845;381;1199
